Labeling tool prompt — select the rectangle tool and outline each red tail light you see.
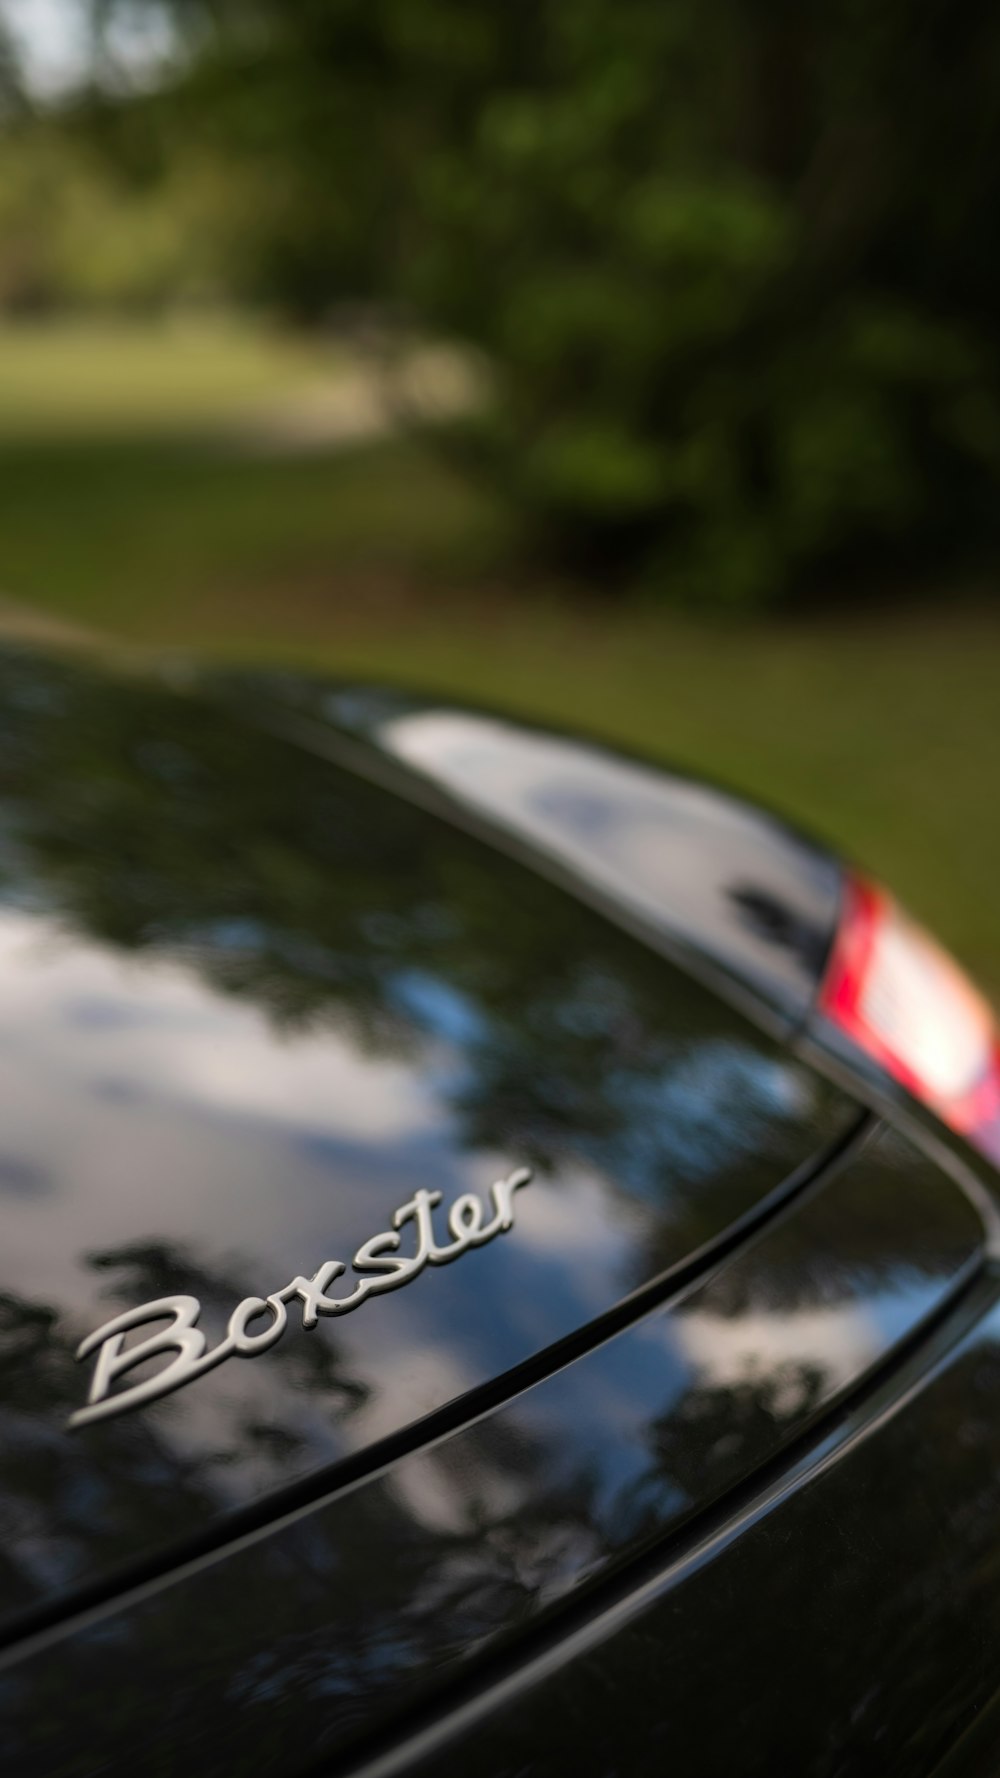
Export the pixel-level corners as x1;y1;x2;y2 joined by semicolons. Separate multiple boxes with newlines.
818;875;1000;1165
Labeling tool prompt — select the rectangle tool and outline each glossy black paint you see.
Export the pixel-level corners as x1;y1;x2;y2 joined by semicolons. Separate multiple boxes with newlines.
0;642;996;1778
0;1123;984;1776
369;1268;1000;1778
0;646;854;1625
212;672;844;1028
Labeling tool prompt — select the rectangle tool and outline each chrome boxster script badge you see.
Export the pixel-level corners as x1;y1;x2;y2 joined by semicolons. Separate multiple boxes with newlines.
70;1168;531;1429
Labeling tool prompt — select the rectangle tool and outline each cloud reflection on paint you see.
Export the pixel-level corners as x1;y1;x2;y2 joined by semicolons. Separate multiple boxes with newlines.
0;910;437;1145
377;708;837;1011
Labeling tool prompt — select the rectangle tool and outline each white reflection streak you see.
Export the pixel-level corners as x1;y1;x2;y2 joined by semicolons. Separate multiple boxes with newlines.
378;710;815;981
0;908;434;1142
675;1299;884;1401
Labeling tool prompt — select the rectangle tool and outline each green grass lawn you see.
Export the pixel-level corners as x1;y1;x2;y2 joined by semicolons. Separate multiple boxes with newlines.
0;321;998;998
0;317;333;436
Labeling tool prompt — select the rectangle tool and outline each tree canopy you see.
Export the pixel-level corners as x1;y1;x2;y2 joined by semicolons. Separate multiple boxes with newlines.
4;0;1000;603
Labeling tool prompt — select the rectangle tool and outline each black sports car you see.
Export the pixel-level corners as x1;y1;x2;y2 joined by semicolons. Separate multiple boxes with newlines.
0;641;998;1778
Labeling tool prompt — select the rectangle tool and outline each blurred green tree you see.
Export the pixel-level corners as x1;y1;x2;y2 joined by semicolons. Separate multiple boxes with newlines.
19;0;1000;600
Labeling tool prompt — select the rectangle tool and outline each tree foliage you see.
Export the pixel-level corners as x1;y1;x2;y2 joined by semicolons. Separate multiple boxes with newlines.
16;0;1000;600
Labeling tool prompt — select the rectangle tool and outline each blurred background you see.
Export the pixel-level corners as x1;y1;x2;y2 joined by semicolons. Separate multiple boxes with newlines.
0;0;997;992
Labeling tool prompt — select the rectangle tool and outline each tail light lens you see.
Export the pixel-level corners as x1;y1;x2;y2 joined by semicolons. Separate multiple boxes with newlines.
818;875;1000;1165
